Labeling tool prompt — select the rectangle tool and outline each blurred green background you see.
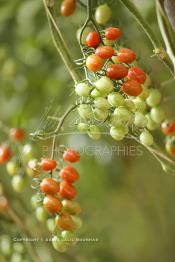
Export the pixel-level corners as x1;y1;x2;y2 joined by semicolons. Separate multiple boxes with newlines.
1;0;175;261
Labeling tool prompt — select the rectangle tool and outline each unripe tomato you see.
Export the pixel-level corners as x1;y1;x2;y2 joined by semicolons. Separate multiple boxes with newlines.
43;195;63;214
95;46;114;59
63;148;80;163
124;99;135;111
46;218;56;233
132;97;146;112
95;4;112;25
106;64;128;80
86;32;101;47
134;112;148;127
117;48;136;63
91;88;104;98
52;235;67;252
108;92;125;107
40;178;60;194
128;66;146;84
150;106;165;123
40;159;57;171
78;104;92;119
77;123;89;132
165;137;175;156
62;199;81;214
61;230;77;246
113;107;132;123
0;196;8;210
59;166;79;183
94;76;114;94
71;215;83;230
0;146;11;164
86;54;104;72
35;206;48;222
110;126;126;141
6;161;18;176
94;97;109;110
161;120;175;135
60;181;77;199
121;80;143;96
88;125;101;140
11;175;26;192
60;0;76;17
75;82;91;97
146;88;161;107
145;114;158;131
30;194;40;209
10;128;25;141
105;27;121;40
93;108;109;121
139;85;149;100
140;131;154;146
22;144;35;160
55;212;76;231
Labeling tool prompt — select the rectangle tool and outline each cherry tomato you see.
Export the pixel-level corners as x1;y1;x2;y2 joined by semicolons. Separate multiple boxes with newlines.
95;4;112;25
86;32;101;47
86;54;104;72
60;0;76;17
40;159;57;171
128;66;146;84
0;146;11;164
0;196;8;210
106;64;128;80
161;120;175;135
165;137;175;156
43;195;62;214
62;200;81;214
59;166;79;183
60;181;77;200
63;148;80;162
55;212;76;231
105;27;121;40
121;80;143;96
117;48;136;63
95;46;115;59
10;128;25;141
40;178;60;195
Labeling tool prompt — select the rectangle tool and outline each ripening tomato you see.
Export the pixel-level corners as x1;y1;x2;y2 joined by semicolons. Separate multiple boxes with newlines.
128;66;146;84
106;64;128;80
86;32;101;47
0;196;8;210
43;195;62;214
60;181;77;200
121;80;143;96
161;120;175;135
40;159;57;171
10;128;25;141
105;27;121;40
63;148;80;162
95;46;115;59
59;166;79;183
165;137;175;156
40;178;60;195
86;54;104;72
60;0;76;17
62;200;81;214
117;48;136;63
0;146;11;164
55;212;76;231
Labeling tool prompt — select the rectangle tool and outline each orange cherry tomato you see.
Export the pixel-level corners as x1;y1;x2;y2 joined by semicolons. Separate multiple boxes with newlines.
0;146;11;164
121;80;143;96
106;64;128;80
10;128;25;141
40;178;60;195
166;137;175;156
95;46;115;59
60;181;77;200
43;195;62;214
105;27;121;40
128;66;146;84
40;159;57;171
60;0;76;17
117;48;136;64
86;54;104;72
55;212;76;231
161;120;175;135
63;148;80;163
59;166;79;183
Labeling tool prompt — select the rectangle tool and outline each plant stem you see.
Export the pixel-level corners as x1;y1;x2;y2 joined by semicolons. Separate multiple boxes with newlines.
119;0;174;77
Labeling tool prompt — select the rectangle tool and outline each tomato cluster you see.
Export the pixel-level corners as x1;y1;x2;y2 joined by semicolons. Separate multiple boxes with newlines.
161;120;175;156
75;26;166;147
30;148;82;252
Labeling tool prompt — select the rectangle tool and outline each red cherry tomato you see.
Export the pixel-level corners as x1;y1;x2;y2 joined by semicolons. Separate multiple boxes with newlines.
40;178;60;195
43;195;62;214
161;120;175;135
86;32;101;47
59;166;79;183
128;66;146;84
95;46;115;59
166;137;175;156
86;54;104;72
60;181;77;200
40;159;57;171
121;80;143;96
106;64;128;80
60;0;76;17
10;128;25;141
63;148;80;162
117;48;136;64
0;146;11;164
0;196;8;210
105;27;121;40
55;212;76;231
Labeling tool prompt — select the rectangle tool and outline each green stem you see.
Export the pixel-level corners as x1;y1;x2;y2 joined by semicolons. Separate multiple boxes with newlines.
119;0;174;77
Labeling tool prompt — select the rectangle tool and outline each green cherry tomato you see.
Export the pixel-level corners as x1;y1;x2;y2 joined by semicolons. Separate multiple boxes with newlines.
78;104;92;120
145;114;158;131
134;112;148;127
95;4;112;25
94;97;109;110
113;107;132;123
6;161;18;176
11;175;26;192
61;230;77;246
132;97;146;112
0;235;12;255
62;200;81;215
88;125;101;140
35;206;48;222
75;83;91;97
22;144;35;160
93;108;109;121
77;123;89;132
91;88;104;98
52;236;67;253
30;194;41;209
139;85;149;100
107;92;125;107
150;106;165;123
124;98;135;111
94;76;114;95
110;126;126;141
146;88;161;107
71;215;83;230
46;218;56;233
140;131;154;146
